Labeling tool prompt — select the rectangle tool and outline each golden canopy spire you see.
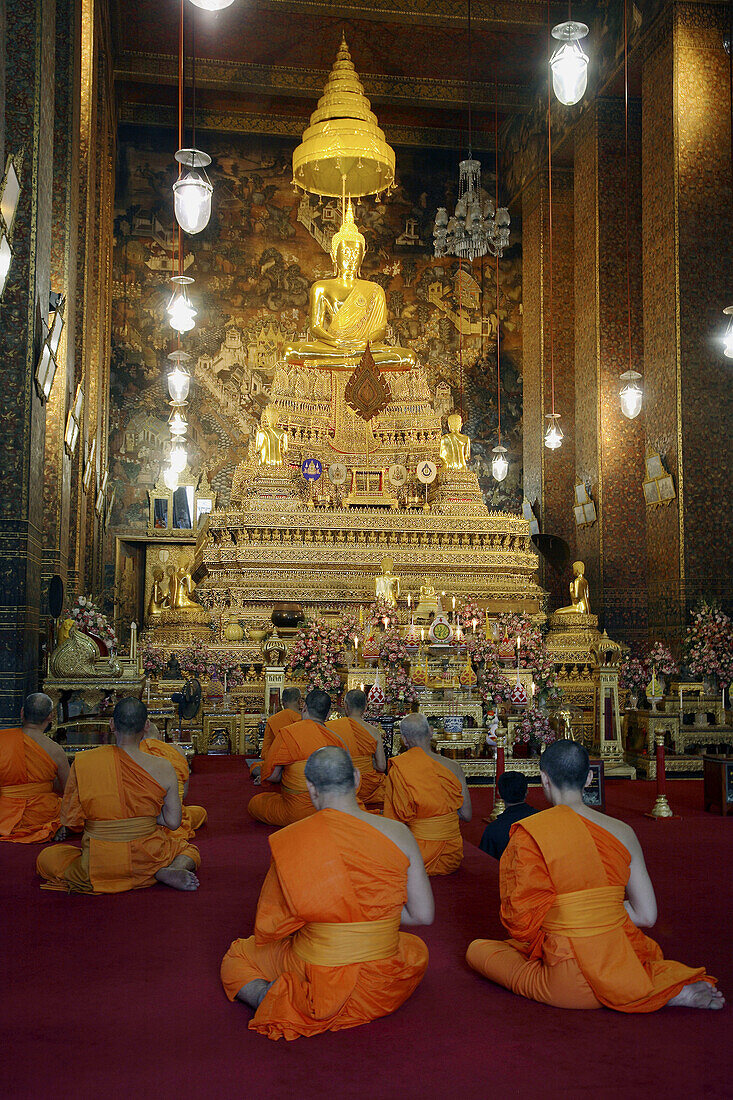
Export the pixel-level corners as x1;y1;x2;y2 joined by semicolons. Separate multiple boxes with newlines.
292;35;395;199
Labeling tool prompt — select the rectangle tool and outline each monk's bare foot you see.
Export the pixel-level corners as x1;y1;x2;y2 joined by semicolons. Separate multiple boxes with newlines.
156;866;199;890
53;826;68;842
667;982;725;1009
235;978;275;1009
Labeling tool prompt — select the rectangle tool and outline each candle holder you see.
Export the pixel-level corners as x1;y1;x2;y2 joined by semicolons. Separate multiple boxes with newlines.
489;733;507;821
646;733;678;819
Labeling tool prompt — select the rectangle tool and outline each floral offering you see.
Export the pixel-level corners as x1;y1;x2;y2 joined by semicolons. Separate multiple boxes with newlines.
497;611;560;701
646;641;678;679
140;640;167;677
684;601;733;688
516;707;556;748
365;598;401;629
458;599;484;630
619;656;648;697
285;618;345;695
64;594;118;652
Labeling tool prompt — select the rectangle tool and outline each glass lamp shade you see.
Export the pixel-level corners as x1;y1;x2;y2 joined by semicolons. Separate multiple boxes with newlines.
166;276;196;334
173;150;213;235
723;307;733;358
167;366;191;404
187;0;235;9
0;233;12;295
169;441;188;473
168;406;188;437
619;370;643;419
491;444;509;482
550;22;589;106
163;465;179;491
544;413;563;451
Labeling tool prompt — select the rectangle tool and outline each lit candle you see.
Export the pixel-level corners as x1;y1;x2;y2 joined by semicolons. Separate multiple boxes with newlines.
146;682;150;706
421;628;425;642
224;671;227;694
354;635;359;650
360;681;365;691
407;594;412;608
383;616;389;631
516;635;521;651
472;617;477;634
679;687;683;711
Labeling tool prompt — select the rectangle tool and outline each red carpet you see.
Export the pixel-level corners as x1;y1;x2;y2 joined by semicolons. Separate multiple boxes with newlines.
1;770;730;1100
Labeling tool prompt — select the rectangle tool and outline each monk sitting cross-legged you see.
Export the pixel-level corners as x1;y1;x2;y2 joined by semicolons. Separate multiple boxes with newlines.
140;723;206;839
36;698;200;894
0;693;69;844
248;688;362;827
250;687;303;785
384;713;471;876
466;739;724;1012
330;688;387;811
221;746;433;1039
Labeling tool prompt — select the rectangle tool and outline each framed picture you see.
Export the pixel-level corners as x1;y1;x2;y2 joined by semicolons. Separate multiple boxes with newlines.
658;475;675;501
643;479;660;504
582;759;605;810
583;502;597;524
574;481;589;505
574;504;586;526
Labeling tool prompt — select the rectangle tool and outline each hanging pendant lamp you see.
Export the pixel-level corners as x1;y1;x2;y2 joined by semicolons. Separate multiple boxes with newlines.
173;149;212;235
167;349;192;403
167;275;196;333
618;0;643;419
550;20;589;105
544;412;563;450
724;306;733;357
187;0;235;10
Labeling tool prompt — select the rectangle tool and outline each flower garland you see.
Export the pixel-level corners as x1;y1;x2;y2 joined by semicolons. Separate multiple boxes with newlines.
516;707;556;747
64;594;118;652
684;601;733;687
497;612;560;700
286;618;344;695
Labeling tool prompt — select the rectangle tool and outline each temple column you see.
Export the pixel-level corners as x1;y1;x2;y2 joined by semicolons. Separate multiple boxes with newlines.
0;0;55;722
641;1;733;639
573;98;646;646
522;167;576;608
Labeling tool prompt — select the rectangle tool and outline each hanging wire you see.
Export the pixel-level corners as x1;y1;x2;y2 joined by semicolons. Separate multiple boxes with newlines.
192;8;197;150
178;0;184;281
547;0;555;419
467;0;473;157
458;257;464;418
623;0;633;379
495;60;501;445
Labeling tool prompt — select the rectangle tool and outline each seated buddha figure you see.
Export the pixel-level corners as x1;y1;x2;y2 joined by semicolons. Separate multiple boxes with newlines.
556;561;591;615
283;200;416;371
255;406;288;467
439;413;471;472
168;563;199;611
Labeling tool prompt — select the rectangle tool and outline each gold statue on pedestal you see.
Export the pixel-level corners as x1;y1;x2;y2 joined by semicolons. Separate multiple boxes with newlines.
556;561;592;615
255;406;288;467
375;555;400;606
416;576;440;619
439;413;471;471
283;200;416;372
147;568;169;618
168;562;199;611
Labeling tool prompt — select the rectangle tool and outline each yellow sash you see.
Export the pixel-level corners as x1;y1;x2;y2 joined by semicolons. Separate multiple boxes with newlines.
410;812;459;842
281;760;309;793
543;885;627;938
84;815;158;842
1;781;53;797
292;916;400;966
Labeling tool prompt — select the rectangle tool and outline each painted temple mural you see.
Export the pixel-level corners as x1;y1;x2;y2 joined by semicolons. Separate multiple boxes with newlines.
108;128;523;542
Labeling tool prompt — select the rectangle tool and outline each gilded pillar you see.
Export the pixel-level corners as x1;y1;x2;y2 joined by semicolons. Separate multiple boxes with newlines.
0;0;55;723
573;98;647;646
522;168;576;607
642;2;733;637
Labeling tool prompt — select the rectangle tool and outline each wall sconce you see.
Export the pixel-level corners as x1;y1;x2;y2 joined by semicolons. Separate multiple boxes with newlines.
64;384;83;456
643;451;676;507
573;479;597;527
34;294;66;400
0;154;21;298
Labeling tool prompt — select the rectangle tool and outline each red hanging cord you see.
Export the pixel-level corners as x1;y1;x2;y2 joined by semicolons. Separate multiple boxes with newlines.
458;257;464;418
495;60;501;445
547;0;555;419
623;0;633;376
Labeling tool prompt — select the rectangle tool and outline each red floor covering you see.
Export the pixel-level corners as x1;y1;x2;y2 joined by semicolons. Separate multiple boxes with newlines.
2;768;730;1100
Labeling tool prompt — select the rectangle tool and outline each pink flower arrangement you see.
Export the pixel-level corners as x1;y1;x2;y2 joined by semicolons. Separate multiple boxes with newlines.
366;598;401;629
685;601;733;687
458;599;484;630
64;594;118;652
465;636;512;707
286;618;345;695
620;656;648;696
140;641;167;677
383;665;419;714
516;707;556;747
177;641;245;685
497;612;560;700
646;642;679;679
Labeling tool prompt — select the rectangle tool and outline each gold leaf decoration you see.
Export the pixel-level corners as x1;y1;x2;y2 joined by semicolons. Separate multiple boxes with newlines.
344;343;392;421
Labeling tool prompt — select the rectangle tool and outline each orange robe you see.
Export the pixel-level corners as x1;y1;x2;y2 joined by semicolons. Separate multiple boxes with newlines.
466;805;716;1012
330;717;386;810
220;808;428;1039
0;729;61;843
384;747;463;875
248;719;362;827
140;738;207;838
249;708;302;779
36;745;200;894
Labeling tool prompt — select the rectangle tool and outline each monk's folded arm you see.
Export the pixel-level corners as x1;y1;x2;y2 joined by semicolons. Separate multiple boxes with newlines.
59;767;85;831
499;831;555;942
253;865;305;943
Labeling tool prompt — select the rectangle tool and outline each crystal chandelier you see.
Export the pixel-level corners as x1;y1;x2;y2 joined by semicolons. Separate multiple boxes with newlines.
167;349;191;403
550;21;590;106
434;159;510;261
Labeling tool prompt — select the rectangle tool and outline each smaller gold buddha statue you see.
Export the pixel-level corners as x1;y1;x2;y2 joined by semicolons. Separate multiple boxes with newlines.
416;576;439;619
255;406;288;467
556;561;591;615
147;568;169;618
375;555;400;606
439;412;471;471
283;200;416;371
168;562;199;611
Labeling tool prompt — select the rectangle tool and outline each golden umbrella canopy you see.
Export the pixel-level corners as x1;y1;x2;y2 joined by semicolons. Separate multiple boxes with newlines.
292;35;395;199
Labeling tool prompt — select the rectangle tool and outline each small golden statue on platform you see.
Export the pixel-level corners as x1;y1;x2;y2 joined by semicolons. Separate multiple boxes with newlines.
168;562;199;611
375;555;400;606
439;412;471;471
283;200;416;372
556;561;591;615
147;567;169;618
255;406;288;467
416;576;440;619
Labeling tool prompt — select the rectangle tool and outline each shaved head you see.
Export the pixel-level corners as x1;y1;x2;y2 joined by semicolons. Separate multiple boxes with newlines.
344;689;366;715
305;688;331;723
400;712;431;746
540;739;590;791
112;697;149;737
304;746;356;795
281;687;302;710
22;693;54;726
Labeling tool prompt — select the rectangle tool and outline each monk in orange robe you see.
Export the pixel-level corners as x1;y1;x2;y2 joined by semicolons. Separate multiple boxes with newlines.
37;698;200;894
250;687;302;784
330;688;386;810
222;746;434;1039
248;688;362;827
0;693;69;843
384;713;471;875
140;725;206;839
467;740;724;1011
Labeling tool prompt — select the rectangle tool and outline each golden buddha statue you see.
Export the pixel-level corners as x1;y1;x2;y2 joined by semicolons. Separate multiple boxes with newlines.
375;555;400;606
168;562;199;611
415;576;439;619
147;567;169;618
439;412;471;471
556;561;591;615
283;200;416;371
255;406;288;467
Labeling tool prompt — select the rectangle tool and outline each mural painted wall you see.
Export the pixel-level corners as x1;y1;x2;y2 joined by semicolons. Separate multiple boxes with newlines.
108;126;523;541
